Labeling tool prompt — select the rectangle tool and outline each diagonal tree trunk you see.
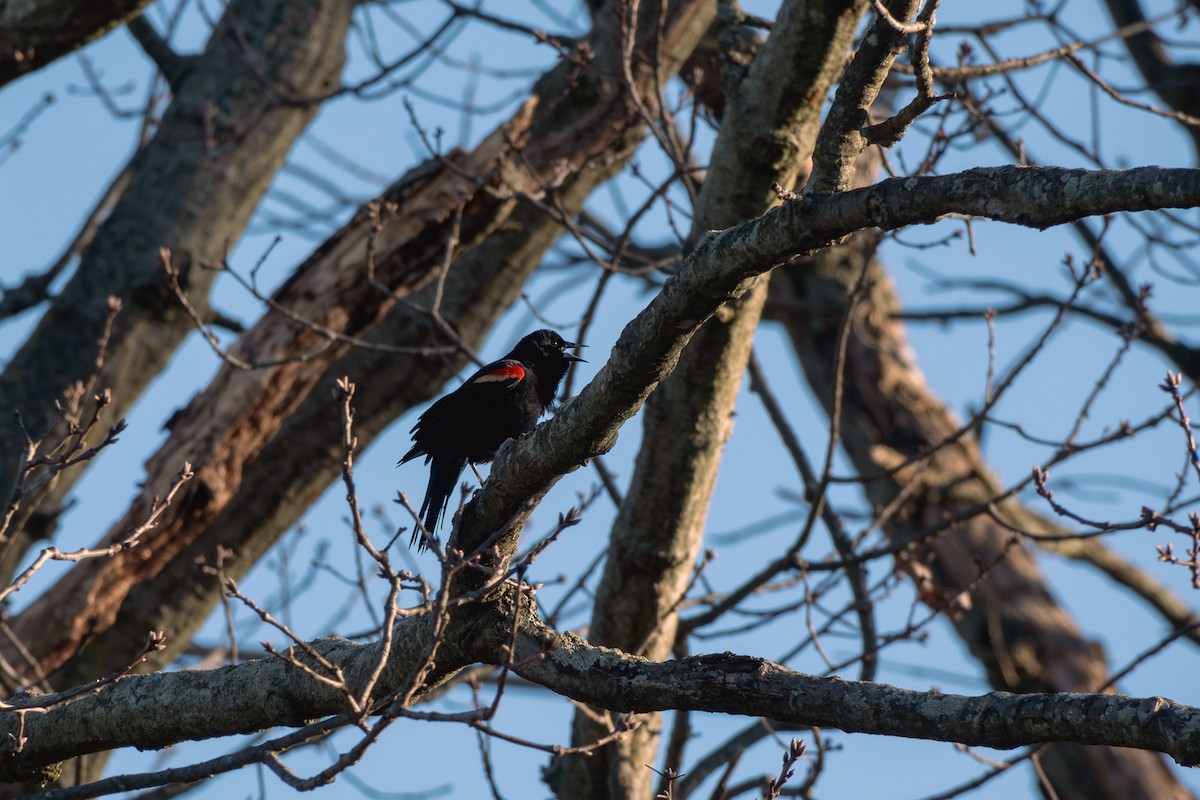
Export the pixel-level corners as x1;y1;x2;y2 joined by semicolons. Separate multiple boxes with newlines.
8;157;1197;794
10;160;1199;794
0;0;355;579
773;238;1190;799
766;3;1186;789
550;2;871;797
0;0;712;786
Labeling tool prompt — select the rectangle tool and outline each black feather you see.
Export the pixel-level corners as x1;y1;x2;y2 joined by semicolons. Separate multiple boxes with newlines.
399;330;584;551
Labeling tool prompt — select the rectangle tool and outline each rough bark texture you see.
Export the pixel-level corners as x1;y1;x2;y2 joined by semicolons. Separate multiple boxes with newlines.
511;616;1200;768
774;240;1190;799
442;164;1200;798
0;0;354;578
553;280;768;798
0;4;353;792
4;597;1200;783
5;1;1200;795
0;0;154;87
805;0;921;195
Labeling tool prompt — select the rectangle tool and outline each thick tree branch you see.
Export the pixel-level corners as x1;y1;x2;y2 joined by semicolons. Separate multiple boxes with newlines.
9;3;1200;797
455;164;1200;565
0;0;154;88
774;224;1192;797
0;602;462;784
125;16;192;92
510;615;1200;768
3;597;1199;785
806;0;922;194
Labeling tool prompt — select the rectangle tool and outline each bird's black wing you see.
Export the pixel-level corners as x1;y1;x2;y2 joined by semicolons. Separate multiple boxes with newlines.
402;357;530;549
398;358;527;465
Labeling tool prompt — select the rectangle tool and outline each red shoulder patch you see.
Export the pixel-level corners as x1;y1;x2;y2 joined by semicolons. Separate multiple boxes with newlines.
474;364;526;383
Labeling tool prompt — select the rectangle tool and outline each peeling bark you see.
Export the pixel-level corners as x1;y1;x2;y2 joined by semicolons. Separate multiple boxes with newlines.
5;2;1200;796
2;158;1197;796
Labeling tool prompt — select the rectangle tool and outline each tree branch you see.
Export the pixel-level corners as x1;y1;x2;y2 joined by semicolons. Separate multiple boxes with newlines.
0;0;155;89
125;16;193;92
454;164;1200;568
3;597;1199;785
0;0;356;584
510;614;1200;768
9;0;718;696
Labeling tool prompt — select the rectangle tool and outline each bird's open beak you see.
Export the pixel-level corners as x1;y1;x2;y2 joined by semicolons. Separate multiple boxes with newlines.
564;342;587;363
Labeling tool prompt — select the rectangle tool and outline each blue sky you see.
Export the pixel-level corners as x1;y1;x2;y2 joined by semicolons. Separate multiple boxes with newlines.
2;1;1199;797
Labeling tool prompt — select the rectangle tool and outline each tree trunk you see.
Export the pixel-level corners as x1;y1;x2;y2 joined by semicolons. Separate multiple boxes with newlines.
550;2;871;797
0;0;355;579
773;239;1190;799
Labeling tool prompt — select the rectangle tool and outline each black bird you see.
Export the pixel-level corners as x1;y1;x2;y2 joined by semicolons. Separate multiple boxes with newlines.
399;329;584;550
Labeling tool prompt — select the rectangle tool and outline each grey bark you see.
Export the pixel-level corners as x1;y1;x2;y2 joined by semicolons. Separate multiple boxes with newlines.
46;0;715;695
451;165;1200;563
3;596;1199;785
551;2;873;796
805;0;922;195
1;161;1197;791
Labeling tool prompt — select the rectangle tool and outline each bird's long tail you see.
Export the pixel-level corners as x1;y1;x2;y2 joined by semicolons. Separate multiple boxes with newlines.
413;455;467;551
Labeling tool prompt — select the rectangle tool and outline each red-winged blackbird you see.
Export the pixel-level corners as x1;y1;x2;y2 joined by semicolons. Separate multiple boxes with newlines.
400;329;584;550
